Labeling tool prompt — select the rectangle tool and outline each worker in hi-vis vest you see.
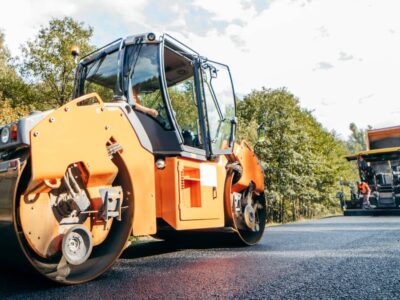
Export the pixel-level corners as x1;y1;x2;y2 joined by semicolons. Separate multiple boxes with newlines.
357;181;371;209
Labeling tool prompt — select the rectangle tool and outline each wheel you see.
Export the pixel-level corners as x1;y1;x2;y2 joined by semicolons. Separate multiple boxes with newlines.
0;159;134;284
230;186;267;245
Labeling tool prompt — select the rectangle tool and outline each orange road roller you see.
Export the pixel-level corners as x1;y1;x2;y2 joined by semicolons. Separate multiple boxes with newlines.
0;33;266;284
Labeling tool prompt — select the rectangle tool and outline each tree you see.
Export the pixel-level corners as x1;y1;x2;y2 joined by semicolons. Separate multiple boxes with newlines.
0;97;33;125
347;122;371;152
237;88;357;222
20;17;94;106
0;31;9;67
0;30;38;121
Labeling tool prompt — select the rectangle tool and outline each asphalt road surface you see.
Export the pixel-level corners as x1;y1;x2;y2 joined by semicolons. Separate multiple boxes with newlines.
2;216;400;299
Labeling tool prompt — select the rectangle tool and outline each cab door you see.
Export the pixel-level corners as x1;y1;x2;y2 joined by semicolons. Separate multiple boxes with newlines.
176;158;223;221
155;42;227;228
198;60;237;157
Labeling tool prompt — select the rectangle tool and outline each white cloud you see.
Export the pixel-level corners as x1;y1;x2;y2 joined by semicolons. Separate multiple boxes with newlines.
2;0;400;139
192;0;256;23
0;0;82;53
187;0;400;138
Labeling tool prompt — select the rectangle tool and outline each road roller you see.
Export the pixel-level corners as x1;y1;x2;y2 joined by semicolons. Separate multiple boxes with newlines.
0;33;266;284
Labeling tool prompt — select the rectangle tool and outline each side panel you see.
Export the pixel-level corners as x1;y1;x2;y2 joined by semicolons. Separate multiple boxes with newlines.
29;94;156;235
155;157;226;230
0;160;20;223
232;140;264;193
0;157;33;269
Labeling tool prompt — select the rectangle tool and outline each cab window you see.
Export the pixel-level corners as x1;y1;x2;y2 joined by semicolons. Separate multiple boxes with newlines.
164;47;203;149
125;43;172;130
201;62;235;154
80;50;119;101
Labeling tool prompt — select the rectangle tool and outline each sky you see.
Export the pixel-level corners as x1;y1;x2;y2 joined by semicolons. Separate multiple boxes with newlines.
1;0;400;139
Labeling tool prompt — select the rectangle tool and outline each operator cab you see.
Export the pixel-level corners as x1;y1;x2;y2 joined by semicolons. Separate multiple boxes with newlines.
74;33;236;160
346;149;400;208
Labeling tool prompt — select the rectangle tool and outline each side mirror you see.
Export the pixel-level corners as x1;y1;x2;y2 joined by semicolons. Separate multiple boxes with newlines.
336;192;343;199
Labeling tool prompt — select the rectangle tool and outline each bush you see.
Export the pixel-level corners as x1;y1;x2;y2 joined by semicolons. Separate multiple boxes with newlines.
0;96;33;125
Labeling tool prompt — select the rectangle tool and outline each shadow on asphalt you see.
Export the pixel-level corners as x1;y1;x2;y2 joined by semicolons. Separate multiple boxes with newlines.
0;231;248;296
0;266;57;296
279;221;400;228
344;209;400;216
121;231;247;259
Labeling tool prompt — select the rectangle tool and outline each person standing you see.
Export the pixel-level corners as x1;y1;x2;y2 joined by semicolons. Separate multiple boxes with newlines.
357;155;368;181
357;181;371;209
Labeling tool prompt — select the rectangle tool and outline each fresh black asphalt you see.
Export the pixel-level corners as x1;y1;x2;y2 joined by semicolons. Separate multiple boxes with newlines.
2;216;400;299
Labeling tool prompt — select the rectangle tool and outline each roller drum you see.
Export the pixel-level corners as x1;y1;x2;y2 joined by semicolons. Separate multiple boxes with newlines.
0;156;133;284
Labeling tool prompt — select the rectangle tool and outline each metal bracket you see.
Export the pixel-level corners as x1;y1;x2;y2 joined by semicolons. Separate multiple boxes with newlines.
100;187;123;221
107;143;123;158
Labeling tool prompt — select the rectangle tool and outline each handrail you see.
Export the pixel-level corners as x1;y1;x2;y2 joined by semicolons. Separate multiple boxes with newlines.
80;38;123;64
162;33;200;57
68;92;104;107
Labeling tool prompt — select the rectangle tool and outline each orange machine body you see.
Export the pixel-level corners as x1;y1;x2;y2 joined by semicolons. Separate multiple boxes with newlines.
231;140;264;194
155;156;227;230
26;93;156;237
0;33;267;284
24;93;264;237
154;142;264;230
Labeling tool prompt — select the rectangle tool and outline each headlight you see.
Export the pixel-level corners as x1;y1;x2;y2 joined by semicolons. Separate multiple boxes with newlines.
1;127;10;144
147;32;156;41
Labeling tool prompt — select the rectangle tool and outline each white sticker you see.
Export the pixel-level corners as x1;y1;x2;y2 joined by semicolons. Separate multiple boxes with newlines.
200;164;217;187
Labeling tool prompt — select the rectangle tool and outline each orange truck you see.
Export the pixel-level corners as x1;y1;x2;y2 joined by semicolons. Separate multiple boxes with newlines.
0;33;266;284
344;126;400;209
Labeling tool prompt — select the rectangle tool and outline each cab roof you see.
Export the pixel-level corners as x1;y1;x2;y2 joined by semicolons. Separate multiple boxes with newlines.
346;147;400;162
79;33;200;67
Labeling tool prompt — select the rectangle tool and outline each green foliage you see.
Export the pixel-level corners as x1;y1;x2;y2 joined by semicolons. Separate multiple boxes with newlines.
85;82;115;102
20;17;94;106
0;31;41;109
0;31;9;65
168;82;198;132
0;17;94;123
237;88;358;222
0;30;38;124
346;122;371;152
0;96;33;125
